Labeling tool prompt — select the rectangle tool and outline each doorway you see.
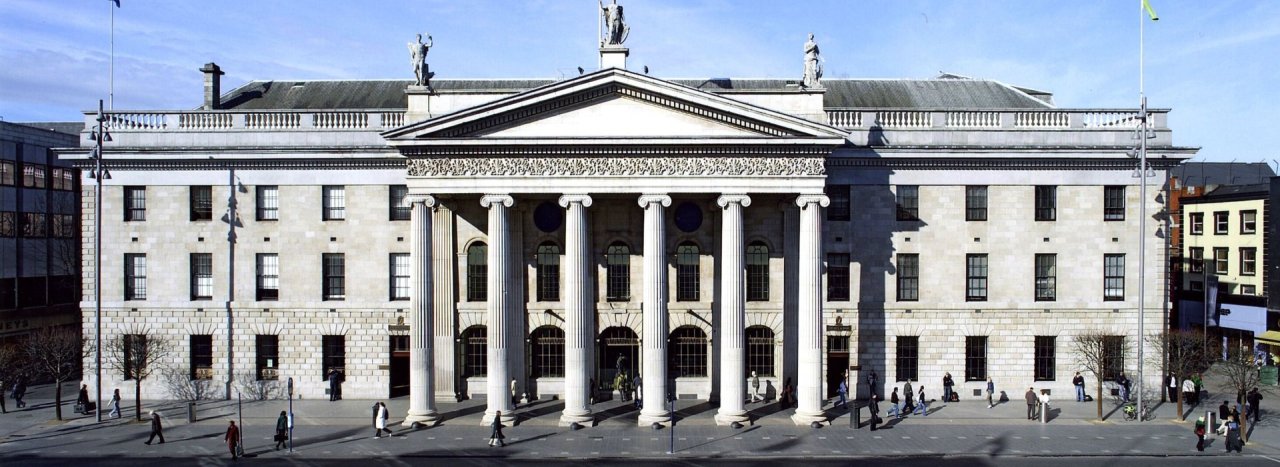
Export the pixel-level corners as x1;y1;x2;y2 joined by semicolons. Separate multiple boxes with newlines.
389;336;410;398
826;335;850;397
598;327;639;395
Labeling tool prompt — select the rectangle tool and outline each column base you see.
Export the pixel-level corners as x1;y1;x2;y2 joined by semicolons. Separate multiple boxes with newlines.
638;411;672;427
558;411;595;427
481;411;517;426
714;411;750;426
791;409;828;426
402;410;440;427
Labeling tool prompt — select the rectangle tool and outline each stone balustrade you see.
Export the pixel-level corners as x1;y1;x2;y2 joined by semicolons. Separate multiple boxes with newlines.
826;108;1168;130
87;110;409;132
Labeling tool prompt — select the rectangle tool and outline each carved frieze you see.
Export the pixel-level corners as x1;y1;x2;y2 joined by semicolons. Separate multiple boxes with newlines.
406;156;826;177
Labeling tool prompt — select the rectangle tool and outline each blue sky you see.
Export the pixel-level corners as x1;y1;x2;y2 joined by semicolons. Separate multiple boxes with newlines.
1;0;1276;163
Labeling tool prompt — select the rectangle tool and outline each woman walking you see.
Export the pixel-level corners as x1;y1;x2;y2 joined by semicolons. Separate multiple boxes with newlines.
109;389;121;419
275;410;289;450
1219;414;1243;453
489;411;506;447
224;420;241;460
1194;416;1206;451
374;402;390;438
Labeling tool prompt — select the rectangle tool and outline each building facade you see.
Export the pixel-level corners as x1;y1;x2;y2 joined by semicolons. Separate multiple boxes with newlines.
64;44;1197;425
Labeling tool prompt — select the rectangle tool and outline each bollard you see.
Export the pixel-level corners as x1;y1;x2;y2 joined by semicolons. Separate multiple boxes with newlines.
187;401;197;423
1206;410;1216;439
851;404;861;428
1040;402;1048;424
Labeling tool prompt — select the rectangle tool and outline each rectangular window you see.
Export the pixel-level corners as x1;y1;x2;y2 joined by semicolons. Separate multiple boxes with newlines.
966;186;987;221
51;168;74;191
189;186;212;221
323;253;345;300
0;211;14;237
190;253;213;300
825;184;850;221
1212;247;1229;275
1188;247;1204;273
256;186;278;221
605;244;629;301
1104;254;1125;301
256;253;279;301
190;335;213;380
1034;336;1056;381
390;253;410;300
675;245;700;302
896;185;919;221
1189;212;1204;235
965;336;988;382
896;336;919;382
52;214;75;239
124;254;147;300
322;335;345;379
827;253;850;301
1241;210;1257;234
22;163;46;188
323;185;345;220
124;186;146;221
1241;247;1257;276
1035;254;1056;301
1035;186;1056;221
1241;284;1257;295
0;161;14;185
1104;186;1125;221
966;254;988;301
389;185;411;221
1190;280;1204;292
896;253;919;301
1213;211;1228;234
1102;336;1124;381
255;335;279;381
122;334;144;380
746;244;769;302
20;212;46;237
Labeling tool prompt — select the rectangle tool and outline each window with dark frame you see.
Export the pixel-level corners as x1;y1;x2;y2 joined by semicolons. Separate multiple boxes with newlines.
256;186;278;221
1190;280;1204;292
22;163;46;188
825;184;850;221
0;212;13;237
20;213;45;237
676;242;700;302
255;335;279;381
896;185;919;221
322;253;345;300
390;253;410;300
896;336;919;382
389;185;411;221
1212;248;1228;275
0;161;14;185
466;243;487;302
190;253;213;300
966;254;988;301
1104;186;1125;221
321;335;345;379
605;242;630;301
1189;212;1204;235
1241;284;1257;295
461;326;487;377
746;326;775;377
124;253;146;300
51;168;74;191
536;242;561;302
1241;247;1257;276
1213;211;1228;234
1241;210;1257;234
827;253;850;301
322;185;345;220
1035;254;1056;301
1102;336;1124;381
122;334;144;380
1104;254;1125;301
1188;247;1204;273
190;186;212;221
746;242;769;302
896;253;919;301
966;186;987;221
1034;336;1056;381
124;186;146;221
670;326;708;377
965;336;988;382
256;253;279;301
1035;186;1056;221
52;214;75;238
531;326;565;377
190;335;213;380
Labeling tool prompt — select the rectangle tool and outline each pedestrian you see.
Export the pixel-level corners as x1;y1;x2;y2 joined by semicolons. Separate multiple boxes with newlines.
986;377;995;408
942;372;954;404
1194;416;1207;451
0;378;6;414
1167;374;1178;403
1219;400;1231;424
750;371;762;403
634;374;643;408
12;379;26;409
511;378;519;406
489;411;506;447
616;355;627;374
1025;387;1038;420
374;401;390;438
868;393;881;431
1182;377;1195;406
76;384;90;414
327;369;340;401
1074;372;1086;402
614;372;626;402
1038;390;1051;421
888;387;901;419
904;381;914;413
275;410;288;450
109;388;121;418
145;411;165;445
1219;414;1243;453
589;377;597;405
866;369;879;399
1248;387;1263;423
1192;373;1203;405
780;377;793;409
224;420;240;460
913;386;928;416
836;378;849;409
1117;373;1131;402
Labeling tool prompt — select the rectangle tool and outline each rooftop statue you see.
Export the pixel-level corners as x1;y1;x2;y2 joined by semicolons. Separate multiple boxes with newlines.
408;33;435;89
600;0;629;46
802;33;823;89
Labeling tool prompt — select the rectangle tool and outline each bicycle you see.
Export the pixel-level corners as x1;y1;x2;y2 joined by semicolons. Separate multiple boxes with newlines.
1122;402;1152;421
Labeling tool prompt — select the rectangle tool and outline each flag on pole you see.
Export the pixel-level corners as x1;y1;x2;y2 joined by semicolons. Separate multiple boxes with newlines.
112;0;120;7
1142;0;1158;21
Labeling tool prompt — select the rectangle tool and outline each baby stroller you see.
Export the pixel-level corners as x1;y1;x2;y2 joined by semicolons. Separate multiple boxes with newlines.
75;401;97;415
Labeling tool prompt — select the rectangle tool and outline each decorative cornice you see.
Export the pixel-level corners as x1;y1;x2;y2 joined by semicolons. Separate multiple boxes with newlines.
400;145;832;157
479;194;515;208
70;158;406;171
637;194;672;208
716;194;752;208
795;194;830;208
828;157;1185;171
558;194;594;208
407;156;826;178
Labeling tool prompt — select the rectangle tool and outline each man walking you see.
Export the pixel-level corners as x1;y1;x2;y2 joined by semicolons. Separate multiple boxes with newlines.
1074;372;1086;402
986;377;995;408
224;420;241;460
904;381;914;413
868;393;881;431
888;387;901;419
1247;387;1263;423
866;369;878;399
275;410;289;450
1025;387;1038;420
750;371;762;403
109;388;121;418
145;411;165;445
1167;374;1178;403
836;378;849;409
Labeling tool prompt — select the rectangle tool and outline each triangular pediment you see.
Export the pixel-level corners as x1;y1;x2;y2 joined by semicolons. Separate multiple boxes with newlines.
383;68;847;142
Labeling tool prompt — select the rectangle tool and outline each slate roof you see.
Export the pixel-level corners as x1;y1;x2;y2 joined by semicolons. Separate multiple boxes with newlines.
13;121;84;136
218;77;1052;111
1182;183;1270;203
1171;162;1276;187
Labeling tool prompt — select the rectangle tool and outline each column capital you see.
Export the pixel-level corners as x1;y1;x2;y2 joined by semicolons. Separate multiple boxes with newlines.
716;194;752;209
637;194;672;208
480;194;514;208
558;194;594;208
406;194;437;207
795;194;830;208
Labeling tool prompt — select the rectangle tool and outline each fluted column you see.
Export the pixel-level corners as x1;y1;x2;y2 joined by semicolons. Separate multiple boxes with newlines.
792;194;829;426
480;194;517;425
715;194;751;426
559;194;595;426
638;194;673;426
405;195;440;426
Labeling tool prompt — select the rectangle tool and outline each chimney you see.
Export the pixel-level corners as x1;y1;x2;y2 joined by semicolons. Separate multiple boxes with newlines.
200;62;224;110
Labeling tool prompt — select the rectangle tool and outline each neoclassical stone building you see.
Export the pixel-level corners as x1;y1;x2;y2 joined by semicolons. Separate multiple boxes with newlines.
65;42;1195;426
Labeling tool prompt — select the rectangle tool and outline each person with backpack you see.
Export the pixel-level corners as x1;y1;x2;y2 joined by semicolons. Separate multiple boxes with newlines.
1219;414;1243;453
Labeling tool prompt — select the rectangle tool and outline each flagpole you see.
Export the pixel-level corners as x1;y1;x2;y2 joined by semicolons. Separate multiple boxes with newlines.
109;0;115;110
1136;0;1150;422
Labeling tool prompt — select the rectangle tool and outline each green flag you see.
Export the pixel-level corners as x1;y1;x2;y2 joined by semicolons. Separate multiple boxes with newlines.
1142;0;1159;21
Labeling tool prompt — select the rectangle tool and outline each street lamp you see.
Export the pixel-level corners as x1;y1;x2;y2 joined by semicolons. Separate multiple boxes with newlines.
89;100;112;423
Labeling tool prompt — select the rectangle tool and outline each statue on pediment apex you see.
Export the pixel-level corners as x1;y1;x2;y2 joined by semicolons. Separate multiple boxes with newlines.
408;33;435;89
600;0;629;46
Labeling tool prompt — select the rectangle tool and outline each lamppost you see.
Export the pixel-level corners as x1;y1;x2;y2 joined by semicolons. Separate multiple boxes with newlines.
89;100;112;423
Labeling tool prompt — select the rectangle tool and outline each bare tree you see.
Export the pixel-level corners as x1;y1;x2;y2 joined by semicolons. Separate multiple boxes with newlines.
160;367;216;402
1217;347;1261;441
22;327;83;420
235;372;285;401
106;333;172;421
1073;331;1132;420
1147;330;1214;419
0;344;25;400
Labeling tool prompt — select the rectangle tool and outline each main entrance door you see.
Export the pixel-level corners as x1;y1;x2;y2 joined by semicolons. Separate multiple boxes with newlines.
598;327;639;396
389;336;410;398
826;335;850;398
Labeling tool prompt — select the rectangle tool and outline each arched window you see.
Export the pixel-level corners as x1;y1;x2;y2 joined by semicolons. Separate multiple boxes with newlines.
460;326;487;378
466;243;487;301
676;242;700;302
746;242;769;302
536;242;560;302
670;326;708;377
530;326;565;377
746;326;775;377
606;242;630;301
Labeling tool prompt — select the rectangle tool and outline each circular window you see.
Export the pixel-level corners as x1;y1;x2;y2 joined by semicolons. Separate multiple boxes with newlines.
533;201;563;233
674;201;702;233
